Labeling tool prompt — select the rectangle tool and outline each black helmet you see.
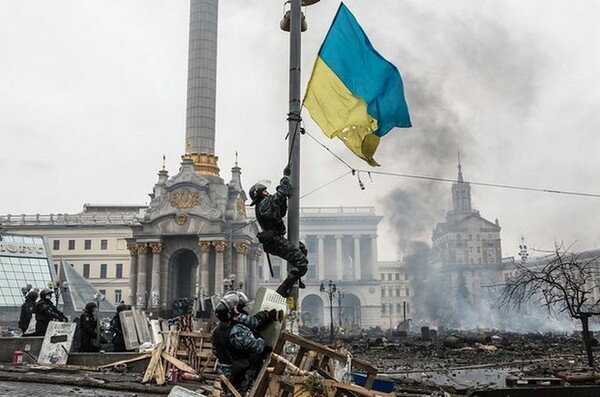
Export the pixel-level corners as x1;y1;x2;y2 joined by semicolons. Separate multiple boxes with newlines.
26;290;39;301
249;183;267;206
214;293;239;321
40;288;53;300
85;301;97;312
117;303;129;313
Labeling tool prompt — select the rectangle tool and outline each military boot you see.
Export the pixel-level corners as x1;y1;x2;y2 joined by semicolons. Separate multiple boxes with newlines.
276;275;298;298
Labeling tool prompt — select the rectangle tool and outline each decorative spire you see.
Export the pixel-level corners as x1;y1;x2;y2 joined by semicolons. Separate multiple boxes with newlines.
162;154;166;171
457;151;463;182
235;151;238;167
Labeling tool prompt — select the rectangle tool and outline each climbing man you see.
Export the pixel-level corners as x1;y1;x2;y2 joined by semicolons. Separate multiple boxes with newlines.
249;165;308;298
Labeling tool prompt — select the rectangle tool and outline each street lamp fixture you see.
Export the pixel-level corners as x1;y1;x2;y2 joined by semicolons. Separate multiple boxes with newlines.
336;289;345;329
320;280;336;340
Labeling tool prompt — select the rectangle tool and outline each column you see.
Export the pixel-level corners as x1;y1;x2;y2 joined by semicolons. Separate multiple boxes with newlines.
159;247;169;314
136;242;148;308
127;243;138;306
149;242;162;311
353;235;362;281
213;240;226;296
370;234;379;281
335;235;343;281
234;243;249;291
262;253;270;282
249;250;261;297
317;235;325;281
198;241;211;294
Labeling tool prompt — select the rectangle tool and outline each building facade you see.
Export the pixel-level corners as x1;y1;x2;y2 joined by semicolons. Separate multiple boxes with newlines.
431;162;503;325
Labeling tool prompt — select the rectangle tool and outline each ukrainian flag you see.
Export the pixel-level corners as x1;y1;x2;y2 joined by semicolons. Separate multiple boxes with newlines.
303;3;411;167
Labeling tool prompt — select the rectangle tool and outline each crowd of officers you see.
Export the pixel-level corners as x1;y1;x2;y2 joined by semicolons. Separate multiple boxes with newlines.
18;287;128;352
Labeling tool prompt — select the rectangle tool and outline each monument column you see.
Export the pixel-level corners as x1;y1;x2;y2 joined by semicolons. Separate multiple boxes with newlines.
317;235;325;281
127;243;138;306
149;242;162;311
136;242;149;307
335;235;343;281
233;243;249;292
353;235;362;281
198;241;211;294
369;234;379;281
249;250;261;297
213;240;226;295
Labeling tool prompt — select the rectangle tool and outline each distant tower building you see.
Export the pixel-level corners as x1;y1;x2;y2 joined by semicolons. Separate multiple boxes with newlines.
128;0;259;316
431;160;502;325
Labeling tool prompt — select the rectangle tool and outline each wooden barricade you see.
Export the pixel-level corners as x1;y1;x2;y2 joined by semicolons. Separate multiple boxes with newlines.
248;330;386;397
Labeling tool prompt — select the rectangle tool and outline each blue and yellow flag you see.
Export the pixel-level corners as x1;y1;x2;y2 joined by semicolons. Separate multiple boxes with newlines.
303;3;411;166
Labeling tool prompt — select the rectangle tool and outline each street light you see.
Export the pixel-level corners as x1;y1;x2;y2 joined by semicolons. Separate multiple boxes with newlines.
336;289;345;329
320;280;336;340
280;0;322;311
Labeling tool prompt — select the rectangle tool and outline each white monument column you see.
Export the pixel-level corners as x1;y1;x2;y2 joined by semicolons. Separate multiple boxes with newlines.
234;243;249;291
136;243;148;307
213;240;226;295
335;235;343;281
317;235;325;281
198;241;211;293
353;235;362;281
248;250;261;297
127;244;138;306
370;234;379;281
149;242;162;311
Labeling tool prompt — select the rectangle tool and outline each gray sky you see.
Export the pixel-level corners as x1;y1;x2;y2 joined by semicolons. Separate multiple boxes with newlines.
2;0;600;261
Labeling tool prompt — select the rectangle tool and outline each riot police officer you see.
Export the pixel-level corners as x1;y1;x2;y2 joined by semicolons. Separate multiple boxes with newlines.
249;165;308;298
211;293;274;397
34;288;67;336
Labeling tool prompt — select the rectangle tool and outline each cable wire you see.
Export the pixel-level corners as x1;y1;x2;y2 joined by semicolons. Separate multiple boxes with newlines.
300;171;353;199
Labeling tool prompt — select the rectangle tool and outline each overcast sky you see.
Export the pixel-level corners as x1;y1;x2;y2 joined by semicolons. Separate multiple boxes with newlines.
2;0;600;261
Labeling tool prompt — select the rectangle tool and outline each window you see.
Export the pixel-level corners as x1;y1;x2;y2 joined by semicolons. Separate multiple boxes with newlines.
115;263;123;278
84;240;91;250
100;240;108;250
381;289;385;298
68;240;75;250
469;234;472;241
307;264;316;279
83;264;90;279
395;273;400;281
381;304;386;314
114;289;122;303
53;240;60;250
272;265;281;280
100;264;107;279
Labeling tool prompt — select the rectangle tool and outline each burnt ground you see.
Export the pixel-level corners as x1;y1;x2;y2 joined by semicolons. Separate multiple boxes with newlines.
342;330;600;395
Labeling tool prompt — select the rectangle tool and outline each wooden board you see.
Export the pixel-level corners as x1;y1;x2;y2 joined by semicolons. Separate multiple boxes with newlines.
251;287;287;347
120;310;141;351
38;321;77;365
150;319;163;345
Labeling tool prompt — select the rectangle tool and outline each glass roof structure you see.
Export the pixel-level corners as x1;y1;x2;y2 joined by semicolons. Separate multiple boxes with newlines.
60;260;115;313
0;234;55;308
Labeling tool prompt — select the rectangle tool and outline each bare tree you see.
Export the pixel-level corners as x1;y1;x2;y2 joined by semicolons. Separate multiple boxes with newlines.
497;244;600;367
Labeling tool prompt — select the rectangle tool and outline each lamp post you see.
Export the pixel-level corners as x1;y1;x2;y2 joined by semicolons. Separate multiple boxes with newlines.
280;0;321;310
320;280;336;340
336;289;345;329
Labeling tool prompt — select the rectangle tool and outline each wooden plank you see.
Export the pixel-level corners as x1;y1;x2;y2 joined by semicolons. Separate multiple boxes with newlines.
98;353;152;369
323;380;396;397
142;344;163;384
161;352;197;374
219;374;242;397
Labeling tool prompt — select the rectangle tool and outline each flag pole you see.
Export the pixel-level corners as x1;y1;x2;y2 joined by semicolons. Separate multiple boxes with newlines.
286;0;302;311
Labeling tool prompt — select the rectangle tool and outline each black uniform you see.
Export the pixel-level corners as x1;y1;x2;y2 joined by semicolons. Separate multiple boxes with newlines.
255;176;308;297
18;295;37;335
79;307;99;352
34;298;66;336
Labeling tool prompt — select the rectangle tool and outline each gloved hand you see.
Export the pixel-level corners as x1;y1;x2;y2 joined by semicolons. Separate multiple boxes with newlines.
283;164;291;177
262;344;273;358
267;309;279;321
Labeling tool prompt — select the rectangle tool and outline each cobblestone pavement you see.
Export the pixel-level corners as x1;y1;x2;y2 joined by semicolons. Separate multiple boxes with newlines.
0;381;166;397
